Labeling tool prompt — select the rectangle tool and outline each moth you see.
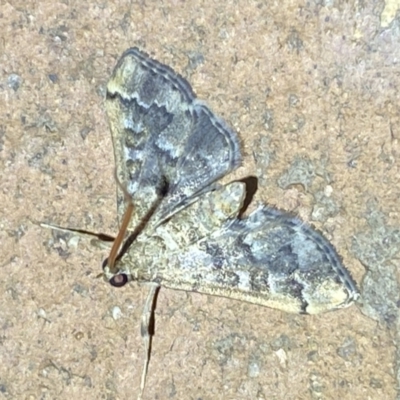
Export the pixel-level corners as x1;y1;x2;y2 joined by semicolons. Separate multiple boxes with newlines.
43;48;360;399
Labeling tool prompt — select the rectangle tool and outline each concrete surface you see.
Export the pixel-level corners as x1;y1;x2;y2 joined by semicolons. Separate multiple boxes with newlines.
1;1;399;399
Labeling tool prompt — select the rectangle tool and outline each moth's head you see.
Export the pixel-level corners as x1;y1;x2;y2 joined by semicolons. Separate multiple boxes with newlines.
102;257;133;288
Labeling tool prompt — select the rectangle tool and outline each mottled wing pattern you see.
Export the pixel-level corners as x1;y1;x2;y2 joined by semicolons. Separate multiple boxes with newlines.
154;182;246;250
105;48;240;230
165;206;359;314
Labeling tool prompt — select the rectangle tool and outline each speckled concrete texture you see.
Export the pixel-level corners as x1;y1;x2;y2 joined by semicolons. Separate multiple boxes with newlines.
1;1;399;399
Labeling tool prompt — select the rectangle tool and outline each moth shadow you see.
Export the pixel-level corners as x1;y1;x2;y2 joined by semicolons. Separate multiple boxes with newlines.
148;287;160;337
237;175;258;218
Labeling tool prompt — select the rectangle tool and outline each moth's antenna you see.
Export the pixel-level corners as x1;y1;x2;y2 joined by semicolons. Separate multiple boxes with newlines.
107;172;134;274
116;175;169;258
39;223;115;247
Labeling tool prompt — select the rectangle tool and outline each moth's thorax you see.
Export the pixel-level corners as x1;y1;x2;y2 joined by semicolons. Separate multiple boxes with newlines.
102;234;166;284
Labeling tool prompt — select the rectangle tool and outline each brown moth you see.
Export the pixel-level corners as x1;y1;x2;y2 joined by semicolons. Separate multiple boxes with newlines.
44;48;359;399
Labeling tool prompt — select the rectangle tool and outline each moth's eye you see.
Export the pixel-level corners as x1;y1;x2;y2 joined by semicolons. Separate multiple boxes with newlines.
101;258;127;287
109;274;128;288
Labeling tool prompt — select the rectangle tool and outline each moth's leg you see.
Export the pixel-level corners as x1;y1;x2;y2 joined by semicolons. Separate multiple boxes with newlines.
138;283;160;400
40;223;114;250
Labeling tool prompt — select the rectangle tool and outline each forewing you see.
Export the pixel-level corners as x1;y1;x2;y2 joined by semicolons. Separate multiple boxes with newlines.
106;48;241;229
171;206;359;314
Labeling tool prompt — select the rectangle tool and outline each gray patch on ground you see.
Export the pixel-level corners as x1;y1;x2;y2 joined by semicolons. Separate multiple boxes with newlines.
252;135;274;187
350;201;400;327
311;189;340;222
7;73;22;91
350;200;400;399
277;157;316;191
